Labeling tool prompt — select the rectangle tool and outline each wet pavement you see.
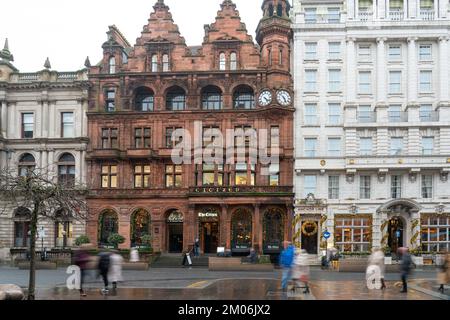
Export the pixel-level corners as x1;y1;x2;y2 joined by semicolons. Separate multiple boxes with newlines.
33;278;447;300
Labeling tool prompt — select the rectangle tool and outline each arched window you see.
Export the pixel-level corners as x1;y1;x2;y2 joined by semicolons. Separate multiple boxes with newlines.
231;208;252;251
19;153;35;177
230;52;237;70
167;209;184;253
233;85;255;109
98;210;118;247
55;209;73;248
135;87;154;112
269;4;274;16
14;207;31;247
151;54;158;72
109;57;116;74
162;54;170;72
131;209;151;247
263;209;285;252
277;4;283;16
279;48;283;66
219;52;226;71
166;86;186;111
268;48;272;66
58;153;75;187
202;86;222;110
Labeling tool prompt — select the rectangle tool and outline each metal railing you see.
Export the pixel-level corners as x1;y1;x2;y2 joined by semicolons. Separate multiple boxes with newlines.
357;111;377;123
420;111;439;122
388;111;408;122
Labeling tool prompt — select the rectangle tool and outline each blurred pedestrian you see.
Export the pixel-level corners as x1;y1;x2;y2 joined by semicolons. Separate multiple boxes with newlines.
247;248;258;264
398;247;413;293
98;250;111;295
194;239;200;257
368;247;386;290
130;248;139;262
109;250;124;291
293;249;310;294
74;245;91;297
279;241;295;291
437;253;449;293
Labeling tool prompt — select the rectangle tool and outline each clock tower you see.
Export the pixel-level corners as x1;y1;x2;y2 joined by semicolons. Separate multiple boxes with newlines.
256;0;292;89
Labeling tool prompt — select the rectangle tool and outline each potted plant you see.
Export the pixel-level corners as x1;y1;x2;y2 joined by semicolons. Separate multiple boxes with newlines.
383;246;392;265
107;234;125;249
140;234;152;248
410;249;424;265
75;235;90;247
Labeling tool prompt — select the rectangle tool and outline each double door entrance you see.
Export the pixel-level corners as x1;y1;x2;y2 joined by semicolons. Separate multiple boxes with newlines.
200;222;219;254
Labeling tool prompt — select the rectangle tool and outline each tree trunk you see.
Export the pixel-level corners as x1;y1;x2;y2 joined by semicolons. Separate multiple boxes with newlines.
27;203;39;300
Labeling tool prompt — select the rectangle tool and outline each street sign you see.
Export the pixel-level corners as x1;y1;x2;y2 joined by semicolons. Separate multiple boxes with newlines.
38;228;46;239
323;231;331;239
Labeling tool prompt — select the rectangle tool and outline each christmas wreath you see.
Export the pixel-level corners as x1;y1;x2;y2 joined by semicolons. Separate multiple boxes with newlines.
302;221;318;237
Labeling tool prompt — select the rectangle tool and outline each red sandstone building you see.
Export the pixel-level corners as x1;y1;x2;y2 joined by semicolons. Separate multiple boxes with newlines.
86;0;294;256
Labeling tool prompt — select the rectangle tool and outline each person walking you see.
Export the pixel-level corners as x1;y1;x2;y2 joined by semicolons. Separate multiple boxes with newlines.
437;253;449;293
108;250;124;291
293;249;310;294
279;241;295;292
399;247;413;293
74;246;91;297
194;239;200;257
98;251;111;295
368;247;386;290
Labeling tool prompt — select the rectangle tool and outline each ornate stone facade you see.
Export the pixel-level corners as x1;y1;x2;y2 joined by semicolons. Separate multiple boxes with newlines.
0;42;89;257
86;0;294;255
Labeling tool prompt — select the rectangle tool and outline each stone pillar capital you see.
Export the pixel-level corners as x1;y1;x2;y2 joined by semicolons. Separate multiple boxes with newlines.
439;36;449;42
376;37;387;43
346;37;356;43
407;37;419;43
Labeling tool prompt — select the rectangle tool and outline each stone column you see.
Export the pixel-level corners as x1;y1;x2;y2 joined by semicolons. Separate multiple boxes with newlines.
220;205;228;248
346;37;357;103
348;0;355;20
378;0;386;19
376;38;387;104
1;100;7;137
408;0;417;19
407;37;418;104
252;204;261;253
439;36;449;103
118;209;131;249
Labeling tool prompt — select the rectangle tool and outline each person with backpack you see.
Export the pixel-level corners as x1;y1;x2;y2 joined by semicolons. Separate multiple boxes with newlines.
98;251;111;295
279;241;295;292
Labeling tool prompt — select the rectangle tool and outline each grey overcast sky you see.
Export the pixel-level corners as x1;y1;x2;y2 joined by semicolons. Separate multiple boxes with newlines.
0;0;264;72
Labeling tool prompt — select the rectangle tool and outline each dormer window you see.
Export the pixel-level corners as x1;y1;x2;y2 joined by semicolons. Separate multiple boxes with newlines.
230;52;237;70
277;4;283;16
151;54;158;72
269;4;274;16
122;52;128;64
219;52;226;71
109;57;116;74
162;54;170;72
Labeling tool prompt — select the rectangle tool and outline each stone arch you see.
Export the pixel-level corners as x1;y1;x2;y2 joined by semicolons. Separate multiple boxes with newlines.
130;208;152;247
98;209;119;247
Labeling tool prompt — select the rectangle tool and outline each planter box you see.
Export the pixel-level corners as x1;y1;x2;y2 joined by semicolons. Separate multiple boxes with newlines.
412;256;424;266
384;257;392;265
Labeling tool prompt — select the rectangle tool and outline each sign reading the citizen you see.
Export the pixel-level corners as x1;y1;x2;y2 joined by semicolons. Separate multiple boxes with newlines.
193;187;243;193
198;212;219;218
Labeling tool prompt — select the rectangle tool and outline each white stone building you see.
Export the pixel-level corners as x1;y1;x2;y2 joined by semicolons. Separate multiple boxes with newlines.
292;0;450;259
0;40;89;260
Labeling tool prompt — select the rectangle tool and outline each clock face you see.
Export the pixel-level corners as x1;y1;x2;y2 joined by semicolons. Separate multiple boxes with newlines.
277;90;292;106
258;90;272;106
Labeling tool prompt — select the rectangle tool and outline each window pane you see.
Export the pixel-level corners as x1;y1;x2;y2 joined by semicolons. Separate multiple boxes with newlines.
110;176;117;188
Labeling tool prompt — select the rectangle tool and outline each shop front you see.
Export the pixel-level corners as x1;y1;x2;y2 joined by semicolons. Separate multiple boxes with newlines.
197;208;220;254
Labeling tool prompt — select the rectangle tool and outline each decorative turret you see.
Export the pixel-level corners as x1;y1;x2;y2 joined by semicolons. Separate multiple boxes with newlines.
256;0;292;75
44;57;51;69
0;38;14;62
